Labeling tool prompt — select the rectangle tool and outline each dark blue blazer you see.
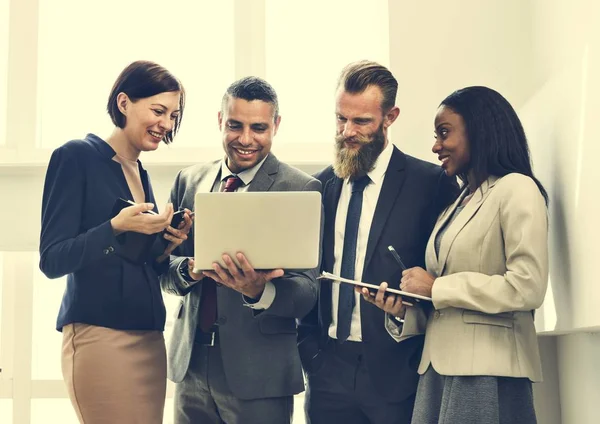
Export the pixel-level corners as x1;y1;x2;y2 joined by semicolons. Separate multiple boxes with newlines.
39;134;167;331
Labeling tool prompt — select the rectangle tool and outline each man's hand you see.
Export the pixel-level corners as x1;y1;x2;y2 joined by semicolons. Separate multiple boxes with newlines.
400;267;436;298
202;253;284;299
357;282;406;318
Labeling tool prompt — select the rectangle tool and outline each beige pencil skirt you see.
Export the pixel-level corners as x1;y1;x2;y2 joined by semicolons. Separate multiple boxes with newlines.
61;323;167;424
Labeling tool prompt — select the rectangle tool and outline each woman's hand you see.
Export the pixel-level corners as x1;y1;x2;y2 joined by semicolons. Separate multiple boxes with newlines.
356;282;406;318
156;209;194;262
400;267;436;298
110;203;173;235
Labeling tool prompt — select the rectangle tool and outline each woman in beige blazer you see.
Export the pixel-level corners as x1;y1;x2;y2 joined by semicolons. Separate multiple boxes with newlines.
364;86;549;423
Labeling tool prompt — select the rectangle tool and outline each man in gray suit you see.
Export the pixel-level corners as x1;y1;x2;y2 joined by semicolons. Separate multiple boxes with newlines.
160;76;321;424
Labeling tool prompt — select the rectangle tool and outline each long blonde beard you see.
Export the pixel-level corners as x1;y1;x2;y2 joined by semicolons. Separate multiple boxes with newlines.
332;124;386;179
333;148;364;180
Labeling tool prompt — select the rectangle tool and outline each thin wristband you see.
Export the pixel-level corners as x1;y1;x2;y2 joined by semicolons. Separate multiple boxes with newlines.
179;258;200;283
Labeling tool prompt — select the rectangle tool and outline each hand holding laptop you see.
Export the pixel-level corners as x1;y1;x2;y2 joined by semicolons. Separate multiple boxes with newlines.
202;252;284;299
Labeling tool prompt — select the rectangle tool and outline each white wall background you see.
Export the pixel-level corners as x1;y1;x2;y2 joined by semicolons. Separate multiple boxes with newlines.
1;0;600;423
528;1;600;423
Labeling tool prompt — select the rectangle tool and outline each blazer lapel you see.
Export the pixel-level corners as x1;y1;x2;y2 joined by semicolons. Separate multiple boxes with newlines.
319;174;343;330
425;191;463;275
180;161;220;257
247;154;277;192
435;176;499;275
322;176;343;273
194;162;221;196
363;147;406;270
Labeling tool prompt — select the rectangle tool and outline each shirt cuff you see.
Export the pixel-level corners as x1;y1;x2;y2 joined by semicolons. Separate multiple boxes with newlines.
386;306;429;343
385;313;404;342
243;281;276;310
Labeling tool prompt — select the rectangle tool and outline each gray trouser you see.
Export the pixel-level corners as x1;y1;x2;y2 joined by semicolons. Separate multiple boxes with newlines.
174;341;293;424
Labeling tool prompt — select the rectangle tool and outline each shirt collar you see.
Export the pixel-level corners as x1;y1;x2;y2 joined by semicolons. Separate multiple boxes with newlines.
344;140;393;187
219;154;270;186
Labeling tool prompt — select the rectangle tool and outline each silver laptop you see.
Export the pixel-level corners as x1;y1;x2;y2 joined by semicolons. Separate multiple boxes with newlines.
193;191;322;272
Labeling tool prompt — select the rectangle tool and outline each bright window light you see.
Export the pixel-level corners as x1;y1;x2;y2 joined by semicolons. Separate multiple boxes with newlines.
265;0;389;146
0;0;8;146
37;0;235;150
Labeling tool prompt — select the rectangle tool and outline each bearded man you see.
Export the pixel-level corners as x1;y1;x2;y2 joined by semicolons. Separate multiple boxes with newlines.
298;61;458;424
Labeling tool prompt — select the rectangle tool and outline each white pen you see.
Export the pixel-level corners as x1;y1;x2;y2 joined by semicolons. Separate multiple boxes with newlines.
124;199;159;215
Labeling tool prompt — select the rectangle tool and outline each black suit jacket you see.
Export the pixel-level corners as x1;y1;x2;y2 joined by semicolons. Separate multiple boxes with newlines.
299;146;458;402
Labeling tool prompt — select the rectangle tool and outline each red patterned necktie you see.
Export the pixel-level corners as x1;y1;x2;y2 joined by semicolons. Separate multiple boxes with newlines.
223;175;243;192
199;175;243;332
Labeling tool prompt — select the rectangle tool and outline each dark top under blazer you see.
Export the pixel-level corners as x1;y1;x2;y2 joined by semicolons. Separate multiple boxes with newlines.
298;146;459;402
39;133;167;332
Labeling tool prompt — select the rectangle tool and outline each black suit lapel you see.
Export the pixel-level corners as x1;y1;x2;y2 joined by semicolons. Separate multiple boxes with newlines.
322;177;343;272
319;175;343;330
363;147;407;271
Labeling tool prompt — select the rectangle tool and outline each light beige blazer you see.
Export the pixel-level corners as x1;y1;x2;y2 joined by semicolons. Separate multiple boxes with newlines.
418;173;548;382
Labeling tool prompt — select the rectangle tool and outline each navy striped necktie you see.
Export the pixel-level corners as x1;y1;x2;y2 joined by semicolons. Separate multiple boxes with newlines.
336;175;371;342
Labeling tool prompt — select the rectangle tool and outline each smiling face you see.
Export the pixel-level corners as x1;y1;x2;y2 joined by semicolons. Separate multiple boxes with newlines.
219;96;280;173
432;105;471;177
119;91;181;152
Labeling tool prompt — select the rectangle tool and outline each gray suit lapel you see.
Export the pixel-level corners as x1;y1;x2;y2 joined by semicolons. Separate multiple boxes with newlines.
247;154;278;192
181;161;220;257
194;162;221;196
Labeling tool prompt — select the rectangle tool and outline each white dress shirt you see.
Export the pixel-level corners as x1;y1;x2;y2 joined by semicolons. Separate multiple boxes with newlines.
328;141;393;341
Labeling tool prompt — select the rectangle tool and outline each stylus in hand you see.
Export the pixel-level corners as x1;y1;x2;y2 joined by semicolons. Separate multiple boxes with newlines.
123;199;158;215
387;245;407;271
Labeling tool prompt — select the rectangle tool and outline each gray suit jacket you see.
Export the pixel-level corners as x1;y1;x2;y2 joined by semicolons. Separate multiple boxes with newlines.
160;154;322;399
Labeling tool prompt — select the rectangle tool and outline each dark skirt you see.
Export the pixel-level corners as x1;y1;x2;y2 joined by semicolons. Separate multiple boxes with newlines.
412;366;537;424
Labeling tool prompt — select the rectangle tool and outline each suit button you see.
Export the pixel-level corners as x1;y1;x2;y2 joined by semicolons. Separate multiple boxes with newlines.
108;246;114;252
434;311;440;319
103;249;110;255
217;316;227;325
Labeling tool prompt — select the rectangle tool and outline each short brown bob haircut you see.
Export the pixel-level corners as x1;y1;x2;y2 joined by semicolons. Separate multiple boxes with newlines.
107;60;185;144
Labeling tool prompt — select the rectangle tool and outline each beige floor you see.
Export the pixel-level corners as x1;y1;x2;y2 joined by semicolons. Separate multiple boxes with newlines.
6;394;306;424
